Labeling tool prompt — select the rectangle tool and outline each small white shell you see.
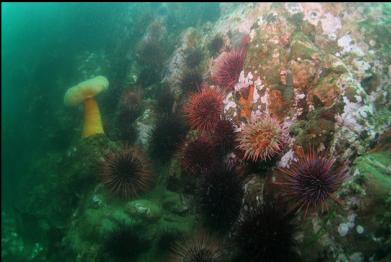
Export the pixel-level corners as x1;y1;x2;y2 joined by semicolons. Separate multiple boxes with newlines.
338;223;349;237
356;225;364;234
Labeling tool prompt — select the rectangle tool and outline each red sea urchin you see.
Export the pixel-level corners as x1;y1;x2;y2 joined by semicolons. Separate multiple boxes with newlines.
101;146;154;199
237;117;287;162
211;48;246;91
275;148;349;216
184;87;224;134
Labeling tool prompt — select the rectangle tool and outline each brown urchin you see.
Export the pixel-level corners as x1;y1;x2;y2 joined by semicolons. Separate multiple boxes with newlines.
275;148;349;216
237;117;287;162
101;146;154;199
184;87;224;134
169;232;222;262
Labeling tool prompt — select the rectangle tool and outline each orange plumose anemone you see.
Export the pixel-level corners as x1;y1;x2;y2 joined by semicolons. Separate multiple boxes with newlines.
237;117;287;162
64;76;109;138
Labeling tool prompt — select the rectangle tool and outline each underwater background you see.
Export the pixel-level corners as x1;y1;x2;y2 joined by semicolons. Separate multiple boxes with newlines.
2;3;391;261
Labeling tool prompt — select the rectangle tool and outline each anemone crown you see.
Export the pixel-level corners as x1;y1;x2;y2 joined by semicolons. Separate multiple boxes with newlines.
237;117;287;162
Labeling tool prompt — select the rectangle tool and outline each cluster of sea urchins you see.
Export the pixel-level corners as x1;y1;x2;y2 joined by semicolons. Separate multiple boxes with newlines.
275;148;348;216
101;146;154;199
184;87;224;134
169;232;222;262
211;48;246;91
237;117;287;162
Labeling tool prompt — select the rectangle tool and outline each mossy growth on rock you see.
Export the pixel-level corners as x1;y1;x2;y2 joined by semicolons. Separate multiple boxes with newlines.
290;118;335;150
62;135;119;195
65;173;197;261
13;135;119;261
289;32;319;61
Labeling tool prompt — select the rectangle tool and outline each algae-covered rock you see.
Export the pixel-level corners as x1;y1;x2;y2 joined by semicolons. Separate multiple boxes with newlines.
63;135;118;195
65;182;196;262
311;72;342;107
290;32;319;60
298;149;391;261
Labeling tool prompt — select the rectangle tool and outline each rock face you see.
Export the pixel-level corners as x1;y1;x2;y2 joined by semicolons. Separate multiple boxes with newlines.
170;3;390;261
200;3;389;160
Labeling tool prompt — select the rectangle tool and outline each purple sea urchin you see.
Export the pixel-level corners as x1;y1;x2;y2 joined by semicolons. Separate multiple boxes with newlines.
184;47;204;68
149;113;188;163
197;164;244;232
180;136;219;176
208;34;225;57
101;146;154;199
234;197;299;262
211;119;237;154
169;232;222;262
275;148;348;216
179;69;204;94
237;117;287;162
